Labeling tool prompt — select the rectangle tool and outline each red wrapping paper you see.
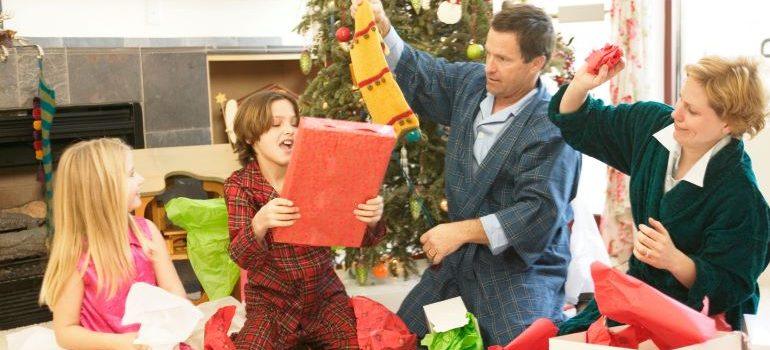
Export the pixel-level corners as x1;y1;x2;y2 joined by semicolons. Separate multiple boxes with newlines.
273;117;396;247
586;44;624;75
351;296;417;350
589;262;717;349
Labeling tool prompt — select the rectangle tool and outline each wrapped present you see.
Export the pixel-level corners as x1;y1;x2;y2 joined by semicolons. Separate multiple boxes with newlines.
351;296;417;350
586;44;624;75
273;117;396;247
421;297;483;350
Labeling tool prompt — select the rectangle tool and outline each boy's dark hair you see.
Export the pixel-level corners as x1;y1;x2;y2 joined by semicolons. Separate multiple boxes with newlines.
492;3;555;66
233;90;299;166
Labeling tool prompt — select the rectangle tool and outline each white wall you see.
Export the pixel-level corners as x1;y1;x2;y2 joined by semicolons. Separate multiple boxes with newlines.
680;0;770;200
3;0;309;46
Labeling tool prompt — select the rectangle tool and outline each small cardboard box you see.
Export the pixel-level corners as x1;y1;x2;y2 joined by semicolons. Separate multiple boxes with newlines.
273;117;396;247
423;297;469;333
549;326;742;350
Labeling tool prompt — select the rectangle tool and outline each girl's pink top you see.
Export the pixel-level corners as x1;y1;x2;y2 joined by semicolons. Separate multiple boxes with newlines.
79;217;158;333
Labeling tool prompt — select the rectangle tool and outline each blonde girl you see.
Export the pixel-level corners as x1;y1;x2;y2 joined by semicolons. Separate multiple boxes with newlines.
39;138;186;350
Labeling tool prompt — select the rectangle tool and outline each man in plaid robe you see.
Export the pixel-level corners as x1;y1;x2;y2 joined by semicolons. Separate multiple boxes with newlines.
356;1;581;345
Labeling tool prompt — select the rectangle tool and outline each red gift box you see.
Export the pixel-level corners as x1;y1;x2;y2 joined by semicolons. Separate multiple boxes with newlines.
586;44;624;75
273;117;396;247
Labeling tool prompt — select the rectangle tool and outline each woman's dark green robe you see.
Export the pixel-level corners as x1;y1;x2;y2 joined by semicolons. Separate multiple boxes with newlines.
548;85;770;333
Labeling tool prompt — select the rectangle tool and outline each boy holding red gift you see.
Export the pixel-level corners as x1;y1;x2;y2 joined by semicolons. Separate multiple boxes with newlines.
224;90;386;349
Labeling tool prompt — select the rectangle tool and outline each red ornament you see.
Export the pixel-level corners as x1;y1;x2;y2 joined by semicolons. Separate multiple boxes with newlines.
336;26;351;42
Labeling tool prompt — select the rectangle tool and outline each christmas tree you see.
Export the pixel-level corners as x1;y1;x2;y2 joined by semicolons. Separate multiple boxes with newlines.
295;0;573;283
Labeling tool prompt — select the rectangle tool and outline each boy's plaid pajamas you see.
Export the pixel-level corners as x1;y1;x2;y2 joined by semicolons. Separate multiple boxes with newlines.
225;161;386;349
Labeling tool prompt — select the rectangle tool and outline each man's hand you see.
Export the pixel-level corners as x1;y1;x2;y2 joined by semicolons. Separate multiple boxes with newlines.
420;220;484;265
351;0;392;37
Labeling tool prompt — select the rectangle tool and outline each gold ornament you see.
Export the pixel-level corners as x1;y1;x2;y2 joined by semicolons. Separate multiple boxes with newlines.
395;261;405;278
214;92;227;105
388;258;405;278
410;0;422;14
355;264;369;286
409;197;421;220
299;50;312;75
322;101;329;110
440;198;448;212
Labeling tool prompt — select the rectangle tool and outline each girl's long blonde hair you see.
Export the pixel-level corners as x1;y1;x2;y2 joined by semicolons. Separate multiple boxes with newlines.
39;138;150;307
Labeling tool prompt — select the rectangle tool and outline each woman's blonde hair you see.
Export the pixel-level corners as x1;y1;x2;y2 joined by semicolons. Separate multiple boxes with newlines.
39;138;150;307
232;90;299;166
685;56;768;137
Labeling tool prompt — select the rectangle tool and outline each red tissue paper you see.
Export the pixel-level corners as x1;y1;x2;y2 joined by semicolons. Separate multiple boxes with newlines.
204;305;237;350
351;296;417;350
487;318;557;350
589;262;717;349
273;117;396;247
585;316;649;348
586;44;624;75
